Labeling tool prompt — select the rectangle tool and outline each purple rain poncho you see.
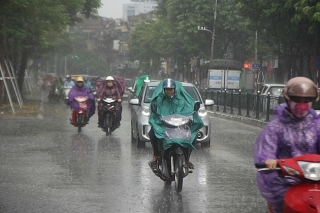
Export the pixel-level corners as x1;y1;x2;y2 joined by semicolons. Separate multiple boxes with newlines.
68;85;96;118
95;76;125;99
95;78;122;118
253;103;320;213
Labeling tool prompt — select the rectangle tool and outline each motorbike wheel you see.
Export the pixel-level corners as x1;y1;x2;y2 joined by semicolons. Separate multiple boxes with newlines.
164;180;172;187
174;155;184;193
106;127;111;136
104;114;112;136
77;113;83;134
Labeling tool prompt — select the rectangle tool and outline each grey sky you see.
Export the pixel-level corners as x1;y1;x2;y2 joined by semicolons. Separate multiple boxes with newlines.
98;0;130;19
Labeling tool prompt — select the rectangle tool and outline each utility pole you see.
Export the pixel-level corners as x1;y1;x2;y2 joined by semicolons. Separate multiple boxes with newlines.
211;0;217;60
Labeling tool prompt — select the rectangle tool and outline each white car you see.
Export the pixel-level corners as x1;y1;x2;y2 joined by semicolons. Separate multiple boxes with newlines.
130;81;214;148
259;83;285;112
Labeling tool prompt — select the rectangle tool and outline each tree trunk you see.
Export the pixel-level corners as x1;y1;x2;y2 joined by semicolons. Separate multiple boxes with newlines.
17;49;28;94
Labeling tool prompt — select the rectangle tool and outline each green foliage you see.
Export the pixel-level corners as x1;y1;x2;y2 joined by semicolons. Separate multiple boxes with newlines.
236;0;320;58
129;0;256;69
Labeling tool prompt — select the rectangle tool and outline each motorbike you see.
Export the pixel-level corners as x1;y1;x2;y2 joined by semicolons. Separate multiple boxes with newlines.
100;97;119;136
63;86;72;105
47;83;60;103
255;154;320;212
70;96;89;134
149;102;200;193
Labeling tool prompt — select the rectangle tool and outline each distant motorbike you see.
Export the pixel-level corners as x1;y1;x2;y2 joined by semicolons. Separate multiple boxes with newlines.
70;96;89;134
149;102;200;193
255;154;320;213
100;97;118;136
47;83;60;103
63;86;72;105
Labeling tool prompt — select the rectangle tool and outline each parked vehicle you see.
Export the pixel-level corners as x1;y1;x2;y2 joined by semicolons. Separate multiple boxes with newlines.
255;154;320;213
206;59;242;92
259;84;285;112
70;96;89;134
149;103;201;193
100;97;119;136
130;81;214;148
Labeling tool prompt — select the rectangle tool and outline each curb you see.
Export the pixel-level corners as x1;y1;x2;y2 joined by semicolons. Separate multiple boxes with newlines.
207;110;268;128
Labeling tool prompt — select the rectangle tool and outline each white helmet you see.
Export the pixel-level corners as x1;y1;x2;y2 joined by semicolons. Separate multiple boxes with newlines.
106;76;114;81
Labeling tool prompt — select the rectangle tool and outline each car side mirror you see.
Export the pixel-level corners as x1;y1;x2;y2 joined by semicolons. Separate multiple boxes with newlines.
151;103;157;113
194;102;200;111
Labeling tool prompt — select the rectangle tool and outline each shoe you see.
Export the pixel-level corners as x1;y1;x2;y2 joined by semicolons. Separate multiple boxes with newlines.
188;162;194;169
148;160;158;170
69;118;72;124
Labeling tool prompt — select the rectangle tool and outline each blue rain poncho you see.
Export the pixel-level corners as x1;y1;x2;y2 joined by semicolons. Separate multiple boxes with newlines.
148;80;204;150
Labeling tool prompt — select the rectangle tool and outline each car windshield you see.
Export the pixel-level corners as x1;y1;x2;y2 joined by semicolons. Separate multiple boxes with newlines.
269;87;283;96
144;85;202;103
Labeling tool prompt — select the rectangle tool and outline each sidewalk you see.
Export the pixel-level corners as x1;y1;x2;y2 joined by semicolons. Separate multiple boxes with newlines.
0;88;45;119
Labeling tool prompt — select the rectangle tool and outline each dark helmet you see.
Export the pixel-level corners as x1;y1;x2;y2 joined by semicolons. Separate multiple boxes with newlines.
162;79;176;89
283;77;319;101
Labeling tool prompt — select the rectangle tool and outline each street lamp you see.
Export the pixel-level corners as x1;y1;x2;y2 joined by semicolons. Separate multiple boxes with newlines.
198;26;214;60
197;0;217;61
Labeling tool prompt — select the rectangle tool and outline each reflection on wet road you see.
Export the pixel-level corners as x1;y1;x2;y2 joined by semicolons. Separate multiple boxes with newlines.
0;101;266;213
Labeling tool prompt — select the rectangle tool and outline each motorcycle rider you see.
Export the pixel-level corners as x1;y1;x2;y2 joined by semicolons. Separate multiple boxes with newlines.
253;76;320;213
96;76;122;128
148;78;204;170
84;77;93;91
68;76;95;124
64;75;75;87
134;75;151;97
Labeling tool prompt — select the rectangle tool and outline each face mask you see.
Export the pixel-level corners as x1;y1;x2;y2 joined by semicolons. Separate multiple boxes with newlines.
288;101;312;118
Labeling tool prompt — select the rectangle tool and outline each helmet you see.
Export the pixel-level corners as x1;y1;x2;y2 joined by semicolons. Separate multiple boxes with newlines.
162;79;176;89
106;76;114;81
76;76;84;82
144;76;151;83
283;77;319;101
66;75;70;79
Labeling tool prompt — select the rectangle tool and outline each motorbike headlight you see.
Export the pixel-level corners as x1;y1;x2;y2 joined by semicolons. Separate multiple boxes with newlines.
298;161;320;181
163;117;190;126
198;108;207;117
142;108;150;116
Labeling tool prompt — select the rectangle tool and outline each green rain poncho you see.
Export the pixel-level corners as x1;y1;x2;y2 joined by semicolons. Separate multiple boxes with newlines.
134;75;150;97
148;80;204;150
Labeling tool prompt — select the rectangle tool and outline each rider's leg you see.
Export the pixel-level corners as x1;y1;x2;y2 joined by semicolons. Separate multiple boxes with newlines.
97;103;103;127
149;127;160;168
188;139;196;169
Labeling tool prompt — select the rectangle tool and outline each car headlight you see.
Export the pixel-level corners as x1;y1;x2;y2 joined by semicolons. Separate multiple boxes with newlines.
142;108;150;116
198;108;207;117
298;161;320;181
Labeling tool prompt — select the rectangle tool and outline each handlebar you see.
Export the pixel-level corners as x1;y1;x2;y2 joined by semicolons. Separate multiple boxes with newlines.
255;163;281;171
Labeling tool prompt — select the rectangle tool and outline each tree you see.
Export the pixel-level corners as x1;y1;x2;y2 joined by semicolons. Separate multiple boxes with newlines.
0;0;101;93
236;0;320;80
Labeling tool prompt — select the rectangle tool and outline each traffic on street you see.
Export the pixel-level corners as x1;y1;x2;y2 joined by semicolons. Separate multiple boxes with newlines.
0;100;266;213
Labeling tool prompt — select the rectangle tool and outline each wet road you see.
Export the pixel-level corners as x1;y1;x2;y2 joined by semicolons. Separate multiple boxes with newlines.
0;101;267;213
